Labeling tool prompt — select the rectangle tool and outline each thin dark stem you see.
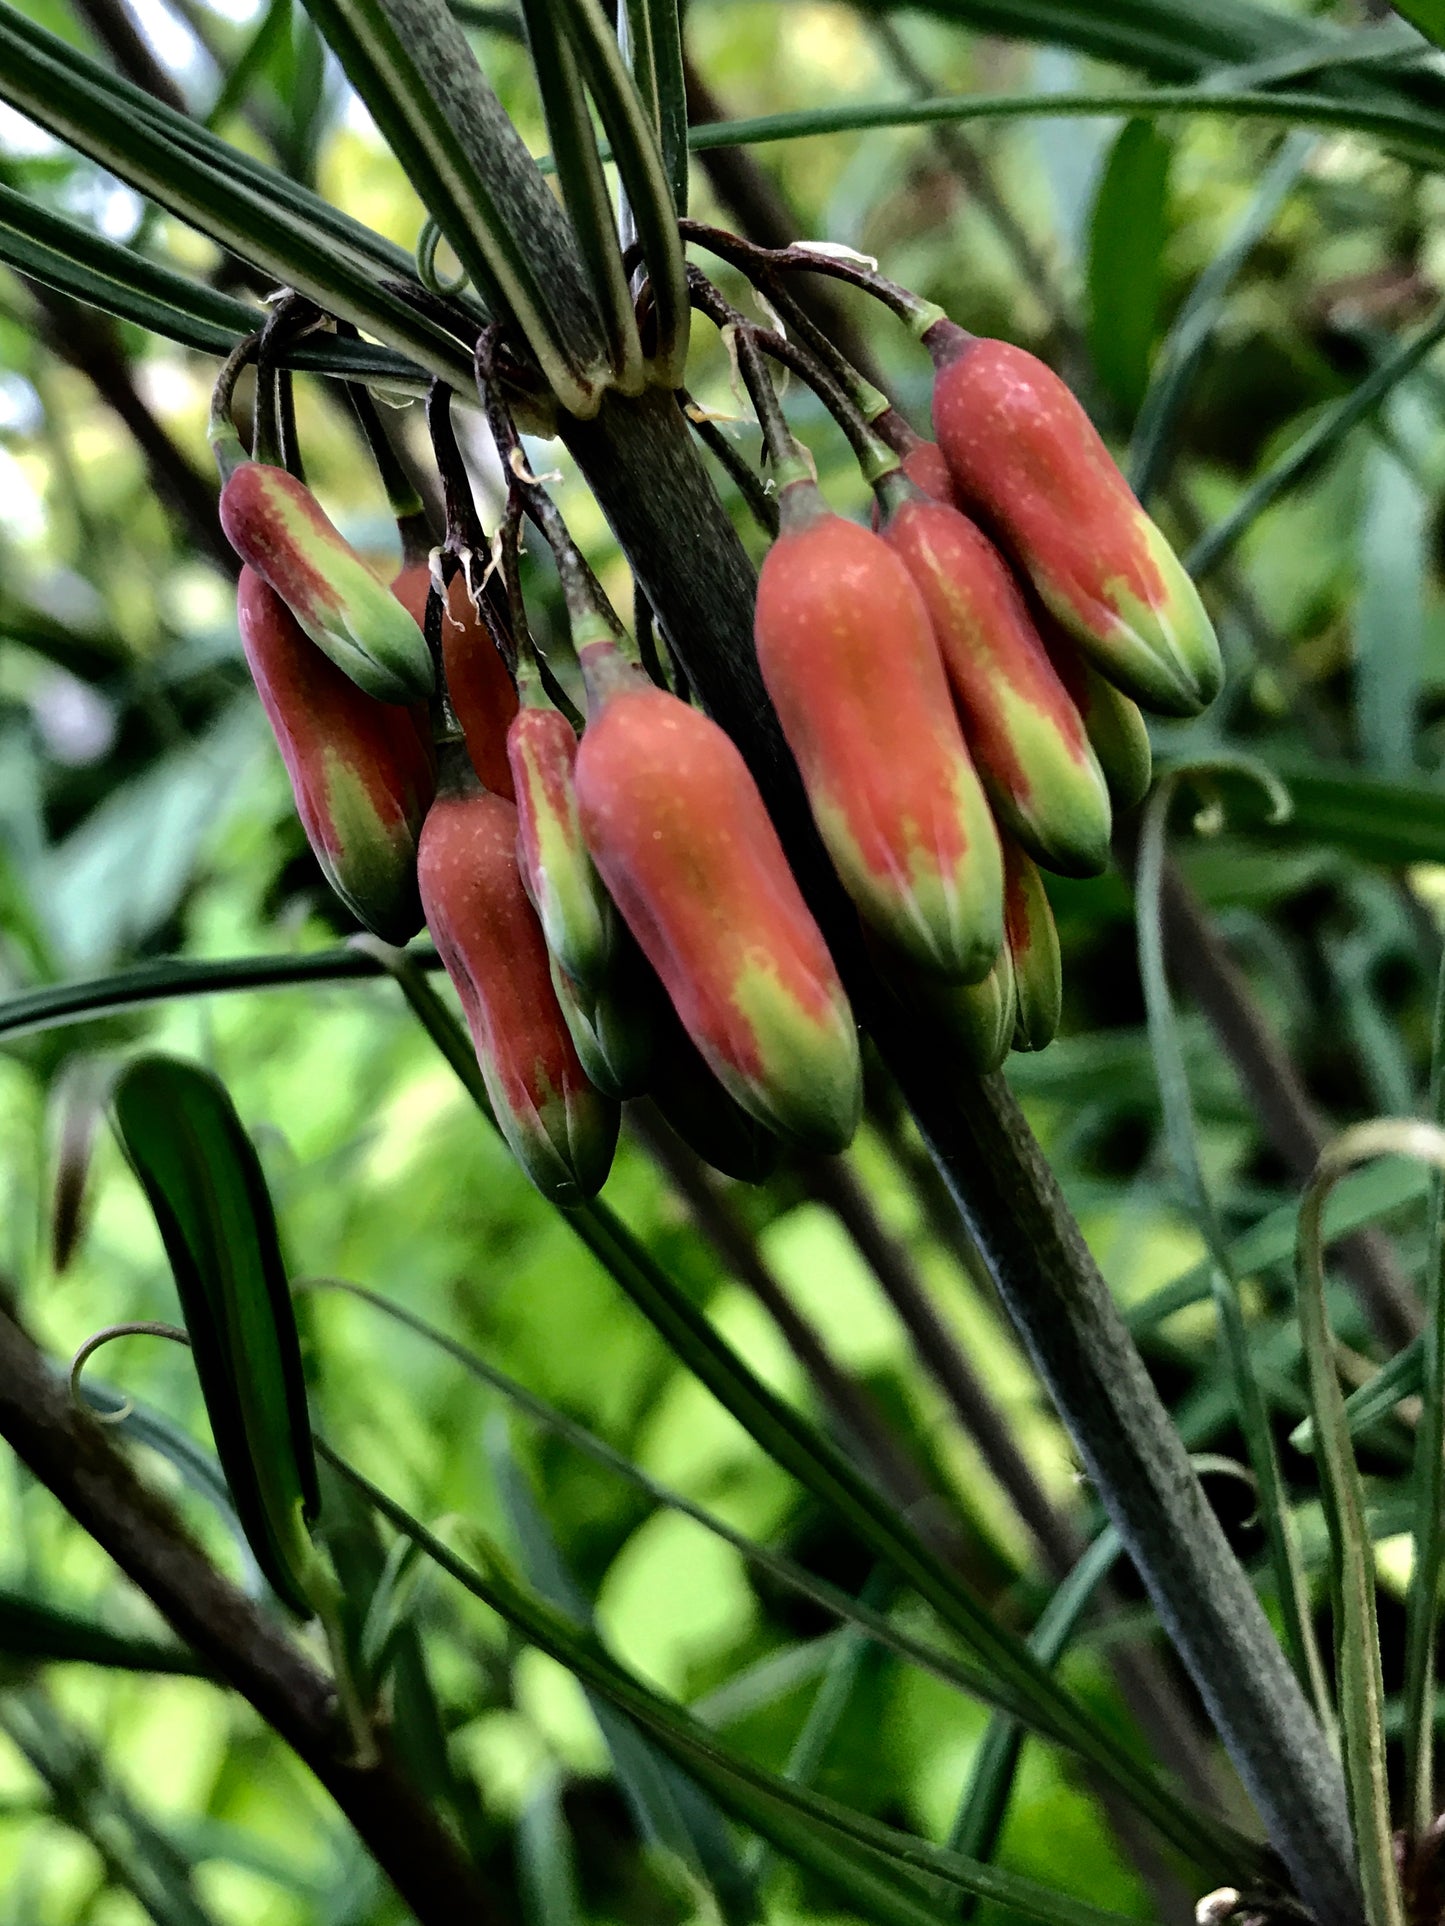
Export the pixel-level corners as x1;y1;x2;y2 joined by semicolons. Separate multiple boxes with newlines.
0;1306;504;1924
342;340;432;560
688;269;895;483
679;390;779;536
476;331;628;645
69;0;188;113
679;219;934;329
633;579;666;688
680;57;890;393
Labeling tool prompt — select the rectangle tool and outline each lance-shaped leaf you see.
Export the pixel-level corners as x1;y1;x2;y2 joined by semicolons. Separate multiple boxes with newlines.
111;1055;323;1618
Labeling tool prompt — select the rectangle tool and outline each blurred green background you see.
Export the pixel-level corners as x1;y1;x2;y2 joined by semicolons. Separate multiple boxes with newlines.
5;0;1445;1920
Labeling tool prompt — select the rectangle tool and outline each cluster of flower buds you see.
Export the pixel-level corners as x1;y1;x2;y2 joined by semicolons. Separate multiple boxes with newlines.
210;248;1221;1200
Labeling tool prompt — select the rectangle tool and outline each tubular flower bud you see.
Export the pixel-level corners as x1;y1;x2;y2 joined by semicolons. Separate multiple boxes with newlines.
881;486;1112;878
549;948;656;1102
1039;612;1153;811
574;642;862;1154
1003;841;1063;1054
926;323;1222;719
238;568;433;943
868;439;958;530
220;463;433;703
896;946;1015;1075
418;758;618;1203
649;1003;783;1184
508;686;615;995
392;564;517;797
754;482;1004;984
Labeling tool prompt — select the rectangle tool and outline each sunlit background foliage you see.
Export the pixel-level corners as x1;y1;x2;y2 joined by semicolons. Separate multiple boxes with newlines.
3;0;1445;1920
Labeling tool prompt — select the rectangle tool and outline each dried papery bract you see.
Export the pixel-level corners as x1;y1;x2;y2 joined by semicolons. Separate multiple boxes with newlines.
925;322;1222;719
754;479;1004;983
392;563;517;797
879;480;1112;879
419;752;618;1202
215;446;435;704
574;639;862;1153
239;568;434;943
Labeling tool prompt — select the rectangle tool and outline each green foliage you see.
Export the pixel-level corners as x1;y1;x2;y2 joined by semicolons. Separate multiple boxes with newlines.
6;0;1445;1921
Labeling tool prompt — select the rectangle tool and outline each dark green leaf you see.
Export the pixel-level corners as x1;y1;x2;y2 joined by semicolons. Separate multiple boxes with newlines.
112;1054;321;1616
1087;119;1171;417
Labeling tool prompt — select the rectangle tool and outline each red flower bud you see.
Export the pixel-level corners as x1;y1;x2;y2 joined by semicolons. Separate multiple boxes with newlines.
754;484;1003;983
221;464;433;702
868;439;959;529
1003;841;1062;1053
574;645;861;1154
927;324;1222;718
549;947;656;1102
508;692;614;994
648;1002;783;1184
418;764;618;1202
391;564;517;798
237;567;433;943
1037;609;1153;812
881;487;1112;879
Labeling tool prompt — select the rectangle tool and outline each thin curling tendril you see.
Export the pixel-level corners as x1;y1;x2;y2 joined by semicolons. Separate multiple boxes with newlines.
70;1321;191;1422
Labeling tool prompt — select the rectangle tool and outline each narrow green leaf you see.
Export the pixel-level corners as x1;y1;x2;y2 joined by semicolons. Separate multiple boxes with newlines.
951;1529;1122;1918
1129;1155;1428;1336
1086;119;1172;417
363;950;1257;1877
644;0;687;210
548;0;690;385
111;1055;321;1617
0;947;447;1047
1404;957;1445;1834
517;0;645;390
1187;299;1445;580
490;1422;758;1924
300;1275;1028;1710
673;83;1445;172
325;1445;1164;1926
297;0;605;412
0;1;476;386
1356;420;1428;776
1130;131;1313;501
1297;1126;1413;1926
1290;1339;1422;1456
1136;768;1332;1725
0;1591;206;1678
0;180;420;379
